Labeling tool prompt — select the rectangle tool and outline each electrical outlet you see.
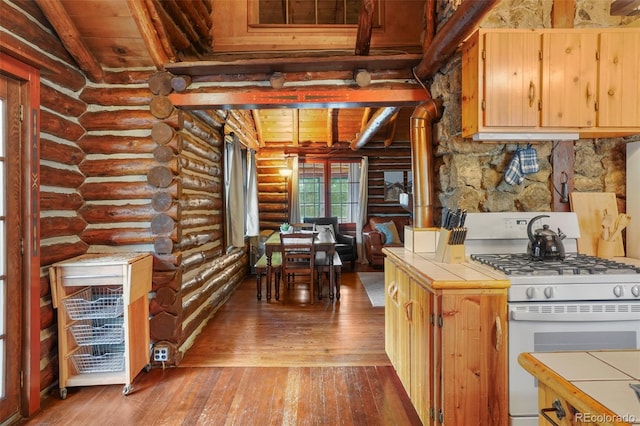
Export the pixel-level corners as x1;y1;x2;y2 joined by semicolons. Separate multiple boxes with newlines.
153;345;169;362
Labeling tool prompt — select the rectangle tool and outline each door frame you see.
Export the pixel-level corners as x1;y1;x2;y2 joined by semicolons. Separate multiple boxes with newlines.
0;52;41;417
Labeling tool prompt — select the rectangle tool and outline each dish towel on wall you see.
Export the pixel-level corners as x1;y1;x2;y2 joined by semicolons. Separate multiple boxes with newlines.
504;144;539;185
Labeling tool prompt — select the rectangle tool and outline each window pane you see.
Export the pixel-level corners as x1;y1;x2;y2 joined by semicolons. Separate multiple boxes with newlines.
299;162;324;218
256;0;379;25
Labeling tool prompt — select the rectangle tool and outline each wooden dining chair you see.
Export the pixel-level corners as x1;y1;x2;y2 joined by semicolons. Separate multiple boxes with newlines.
280;232;316;304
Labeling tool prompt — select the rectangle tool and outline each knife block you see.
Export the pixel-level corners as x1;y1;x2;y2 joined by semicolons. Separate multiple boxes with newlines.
434;228;466;263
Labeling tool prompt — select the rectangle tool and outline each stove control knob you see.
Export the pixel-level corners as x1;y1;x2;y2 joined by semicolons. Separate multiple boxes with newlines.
632;286;640;298
543;287;554;299
526;287;536;299
613;285;625;298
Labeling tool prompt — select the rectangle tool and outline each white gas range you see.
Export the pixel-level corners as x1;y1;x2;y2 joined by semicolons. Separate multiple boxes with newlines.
463;212;640;426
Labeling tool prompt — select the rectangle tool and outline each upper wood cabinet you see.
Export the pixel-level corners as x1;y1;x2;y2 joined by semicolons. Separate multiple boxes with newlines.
541;31;598;128
598;31;640;127
462;28;640;140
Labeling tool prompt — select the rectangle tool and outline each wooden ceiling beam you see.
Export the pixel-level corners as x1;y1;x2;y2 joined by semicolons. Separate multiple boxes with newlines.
34;0;104;82
169;84;428;109
355;0;375;55
128;0;174;68
413;0;500;82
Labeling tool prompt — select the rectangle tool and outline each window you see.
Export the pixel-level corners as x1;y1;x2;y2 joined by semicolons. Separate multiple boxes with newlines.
252;0;381;26
299;160;360;223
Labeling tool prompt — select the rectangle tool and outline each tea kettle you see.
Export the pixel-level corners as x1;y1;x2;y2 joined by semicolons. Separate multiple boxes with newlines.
527;214;566;261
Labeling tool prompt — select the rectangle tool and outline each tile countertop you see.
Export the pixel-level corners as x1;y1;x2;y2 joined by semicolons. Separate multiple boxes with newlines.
382;247;510;290
518;351;640;424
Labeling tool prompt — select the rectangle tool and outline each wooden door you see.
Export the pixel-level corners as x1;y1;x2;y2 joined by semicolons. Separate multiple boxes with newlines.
598;31;640;127
541;31;598;128
409;280;434;425
483;31;540;128
0;72;23;421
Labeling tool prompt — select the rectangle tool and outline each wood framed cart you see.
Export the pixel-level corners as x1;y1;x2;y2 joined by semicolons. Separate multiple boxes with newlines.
49;253;153;399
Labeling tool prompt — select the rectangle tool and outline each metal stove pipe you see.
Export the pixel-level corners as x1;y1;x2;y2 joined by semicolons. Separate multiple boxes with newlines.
411;98;443;228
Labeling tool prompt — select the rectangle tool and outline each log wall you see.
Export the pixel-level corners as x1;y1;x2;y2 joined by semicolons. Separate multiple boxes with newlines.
1;3;249;401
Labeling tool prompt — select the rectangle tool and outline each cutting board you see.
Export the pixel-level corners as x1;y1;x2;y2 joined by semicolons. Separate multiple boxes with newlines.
570;192;625;256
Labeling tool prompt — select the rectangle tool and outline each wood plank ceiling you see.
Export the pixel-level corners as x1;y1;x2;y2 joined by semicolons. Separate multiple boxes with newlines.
34;0;638;150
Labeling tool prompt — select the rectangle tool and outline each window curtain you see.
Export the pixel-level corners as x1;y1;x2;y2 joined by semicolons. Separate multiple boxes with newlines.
357;156;369;263
245;149;260;237
226;135;245;248
289;155;301;224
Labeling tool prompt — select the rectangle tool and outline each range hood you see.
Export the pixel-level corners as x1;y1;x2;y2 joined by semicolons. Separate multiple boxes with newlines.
471;132;580;141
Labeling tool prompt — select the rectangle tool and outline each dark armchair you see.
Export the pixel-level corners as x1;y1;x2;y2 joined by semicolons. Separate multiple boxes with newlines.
302;217;357;269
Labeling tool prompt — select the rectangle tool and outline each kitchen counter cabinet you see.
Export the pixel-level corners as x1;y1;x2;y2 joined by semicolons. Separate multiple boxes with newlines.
383;247;510;425
518;351;640;425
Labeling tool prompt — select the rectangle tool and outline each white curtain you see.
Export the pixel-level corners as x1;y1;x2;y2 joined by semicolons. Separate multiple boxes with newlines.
226;135;245;248
357;156;369;263
245;149;260;237
289;155;301;224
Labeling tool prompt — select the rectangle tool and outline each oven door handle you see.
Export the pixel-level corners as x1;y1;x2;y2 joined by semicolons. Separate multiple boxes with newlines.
510;310;639;322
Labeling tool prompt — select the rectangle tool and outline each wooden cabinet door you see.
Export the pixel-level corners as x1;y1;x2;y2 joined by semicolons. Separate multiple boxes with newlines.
395;267;412;393
438;291;509;425
483;31;540;128
384;259;400;369
409;280;434;425
542;31;598;128
598;31;640;127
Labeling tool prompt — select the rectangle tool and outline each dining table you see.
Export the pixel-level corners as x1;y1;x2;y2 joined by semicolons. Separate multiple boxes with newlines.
264;231;337;301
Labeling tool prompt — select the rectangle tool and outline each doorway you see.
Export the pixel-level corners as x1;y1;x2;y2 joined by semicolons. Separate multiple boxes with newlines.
0;53;41;420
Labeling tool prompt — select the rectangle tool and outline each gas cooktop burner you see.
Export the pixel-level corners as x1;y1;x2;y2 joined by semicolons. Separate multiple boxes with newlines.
470;253;640;276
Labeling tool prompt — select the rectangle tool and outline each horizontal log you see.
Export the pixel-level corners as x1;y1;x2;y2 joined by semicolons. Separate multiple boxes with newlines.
182;132;221;162
40;164;84;189
171;75;191;92
153;237;174;255
150;95;175;119
79;109;181;131
190;110;225;129
153;252;182;271
181;249;244;298
79;157;178;177
40;109;85;141
181;247;222;271
80;227;176;245
179;156;220;176
40;137;85;165
79;203;177;223
257;193;286;203
150;286;181;315
182;113;223;146
148;71;174;96
79;181;179;200
41;216;87;239
152;192;175;212
40;191;84;211
181;174;220;192
179;230;222;251
152;269;181;291
40;240;89;266
181;213;220;229
256;202;287;212
180;194;222;211
0;4;85;91
80;86;152;106
77;134;155;155
258;212;289;223
41;83;86;117
154;145;175;162
148;165;176;188
149;311;181;343
104;69;154;85
152;121;176;145
151;213;175;234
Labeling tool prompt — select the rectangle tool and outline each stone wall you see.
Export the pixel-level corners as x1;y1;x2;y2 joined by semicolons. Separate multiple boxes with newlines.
432;0;640;215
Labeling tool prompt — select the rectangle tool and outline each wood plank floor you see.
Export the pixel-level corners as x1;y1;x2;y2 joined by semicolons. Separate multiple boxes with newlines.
19;268;422;425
